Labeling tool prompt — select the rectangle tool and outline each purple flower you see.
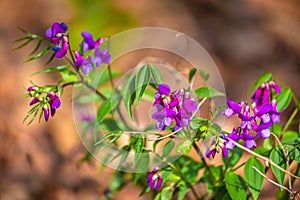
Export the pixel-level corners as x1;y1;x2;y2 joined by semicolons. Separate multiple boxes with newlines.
43;105;50;122
206;133;229;158
74;51;85;67
251;81;281;108
147;167;163;190
93;48;111;67
47;92;61;117
81;56;93;75
81;31;104;52
152;84;197;131
46;22;69;58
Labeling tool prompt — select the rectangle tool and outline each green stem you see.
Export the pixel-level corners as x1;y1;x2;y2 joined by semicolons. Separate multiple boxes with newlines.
220;147;237;181
192;143;216;183
152;152;200;199
280;108;299;138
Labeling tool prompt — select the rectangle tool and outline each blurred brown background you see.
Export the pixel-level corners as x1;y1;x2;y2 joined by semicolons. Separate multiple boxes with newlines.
0;0;299;199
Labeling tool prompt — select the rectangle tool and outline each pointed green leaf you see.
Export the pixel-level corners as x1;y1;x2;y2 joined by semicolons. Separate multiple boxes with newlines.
188;68;197;83
149;64;163;84
248;72;272;95
135;65;150;107
29;39;43;55
244;157;264;200
134;136;145;168
94;131;120;146
194;86;224;98
117;145;131;169
59;69;77;83
282;131;300;145
161;186;173;200
122;74;135;119
162;140;175;157
96;96;119;123
134;150;150;172
225;172;247;200
25;46;51;62
14;38;34;50
199;69;210;81
46;52;56;65
34;65;70;75
275;87;292;112
270;147;286;187
176;140;192;154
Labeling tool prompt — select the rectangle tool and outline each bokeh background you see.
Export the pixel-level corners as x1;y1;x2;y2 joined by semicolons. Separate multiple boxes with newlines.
0;0;300;199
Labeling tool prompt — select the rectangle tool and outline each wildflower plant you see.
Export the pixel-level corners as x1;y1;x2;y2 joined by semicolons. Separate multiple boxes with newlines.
17;23;300;199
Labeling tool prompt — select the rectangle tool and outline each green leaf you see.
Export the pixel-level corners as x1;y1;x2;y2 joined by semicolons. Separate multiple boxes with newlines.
199;69;210;81
270;147;286;187
60;69;77;83
94;131;121;146
177;185;189;200
188;68;197;83
149;64;163;84
174;156;203;184
248;72;272;95
134;136;144;168
29;39;43;55
223;147;243;168
275;87;292;112
194;86;225;98
117;145;131;169
176;140;192;154
287;145;300;162
135;65;150;107
95;132;122;152
34;65;70;75
162;140;175;157
96;96;119;123
282;131;300;145
134;150;150;172
25;46;51;62
225;172;247;200
98;69;121;85
244;157;264;200
161;186;173;200
14;38;34;50
122;74;135;119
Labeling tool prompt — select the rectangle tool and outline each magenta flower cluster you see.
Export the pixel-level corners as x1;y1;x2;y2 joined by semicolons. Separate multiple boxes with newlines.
46;23;111;75
151;84;197;131
74;32;111;74
28;86;61;122
206;81;282;158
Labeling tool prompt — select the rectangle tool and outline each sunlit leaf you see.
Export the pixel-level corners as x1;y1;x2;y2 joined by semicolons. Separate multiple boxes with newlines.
25;46;51;62
195;86;224;98
225;172;247;200
135;65;150;107
275;87;292;112
122;74;135;119
149;64;163;85
244;157;264;200
270;147;286;187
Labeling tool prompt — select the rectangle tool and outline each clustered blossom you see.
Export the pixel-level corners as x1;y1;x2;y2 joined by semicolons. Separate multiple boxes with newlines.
152;84;197;131
206;81;282;158
147;167;163;190
46;22;69;58
74;32;111;74
27;86;61;122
